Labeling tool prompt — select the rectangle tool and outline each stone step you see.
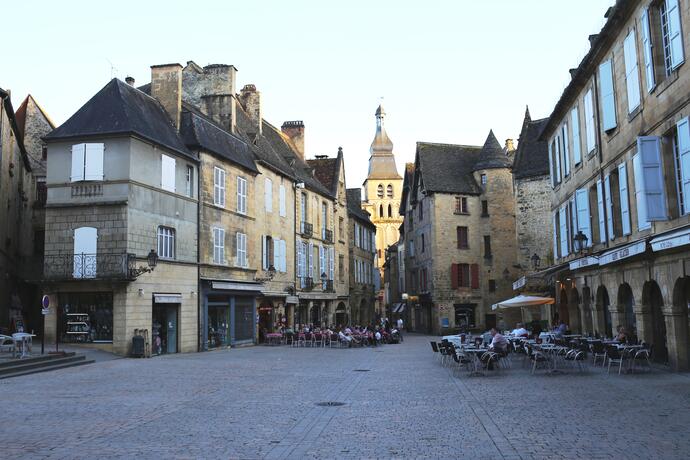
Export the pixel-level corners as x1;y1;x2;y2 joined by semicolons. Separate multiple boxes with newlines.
0;352;76;370
0;354;92;379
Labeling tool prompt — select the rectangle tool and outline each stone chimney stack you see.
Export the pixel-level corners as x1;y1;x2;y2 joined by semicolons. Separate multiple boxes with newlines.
185;64;238;133
281;121;305;160
125;76;135;86
202;95;236;133
150;64;183;130
239;84;262;136
504;139;515;153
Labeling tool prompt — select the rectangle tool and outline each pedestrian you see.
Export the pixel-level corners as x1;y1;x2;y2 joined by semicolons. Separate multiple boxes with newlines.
396;317;404;342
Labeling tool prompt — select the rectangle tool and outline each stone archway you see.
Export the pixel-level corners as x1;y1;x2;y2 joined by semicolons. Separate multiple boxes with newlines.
643;280;668;363
581;286;594;335
360;299;368;326
617;283;636;335
568;288;581;333
672;277;690;370
335;302;347;328
595;286;613;338
558;288;569;327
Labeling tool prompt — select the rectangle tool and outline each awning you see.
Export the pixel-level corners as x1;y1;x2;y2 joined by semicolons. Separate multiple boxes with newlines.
154;293;182;304
392;303;406;313
651;226;690;252
599;240;646;265
569;256;599;271
211;281;263;292
491;295;555;311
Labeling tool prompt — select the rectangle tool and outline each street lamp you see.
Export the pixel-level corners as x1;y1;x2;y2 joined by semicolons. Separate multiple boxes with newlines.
131;249;158;278
573;231;589;255
147;249;159;269
531;253;541;270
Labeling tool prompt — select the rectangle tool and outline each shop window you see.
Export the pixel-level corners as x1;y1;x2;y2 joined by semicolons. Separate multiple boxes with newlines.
60;292;113;343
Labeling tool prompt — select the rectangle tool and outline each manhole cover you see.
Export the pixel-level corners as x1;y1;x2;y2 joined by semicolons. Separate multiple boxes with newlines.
353;369;370;372
316;401;346;407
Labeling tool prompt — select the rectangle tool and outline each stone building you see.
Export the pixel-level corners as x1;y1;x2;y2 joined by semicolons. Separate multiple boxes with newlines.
42;78;200;356
361;104;403;317
346;188;376;325
541;0;690;371
402;132;519;334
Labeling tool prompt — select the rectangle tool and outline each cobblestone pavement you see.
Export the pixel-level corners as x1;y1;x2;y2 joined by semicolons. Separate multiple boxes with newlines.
2;334;690;459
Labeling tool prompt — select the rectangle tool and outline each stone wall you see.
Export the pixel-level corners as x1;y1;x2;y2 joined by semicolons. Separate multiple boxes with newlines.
515;174;553;268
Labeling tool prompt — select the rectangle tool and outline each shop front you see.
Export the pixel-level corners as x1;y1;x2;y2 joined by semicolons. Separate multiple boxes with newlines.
201;280;260;350
59;292;114;344
152;294;181;355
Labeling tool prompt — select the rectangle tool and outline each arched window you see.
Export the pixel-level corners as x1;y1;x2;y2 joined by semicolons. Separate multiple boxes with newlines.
388;204;392;217
377;184;384;198
379;204;384;217
386;184;393;198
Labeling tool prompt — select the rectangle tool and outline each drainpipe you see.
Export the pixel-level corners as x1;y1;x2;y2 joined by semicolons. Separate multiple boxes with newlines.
196;153;203;352
592;69;611;249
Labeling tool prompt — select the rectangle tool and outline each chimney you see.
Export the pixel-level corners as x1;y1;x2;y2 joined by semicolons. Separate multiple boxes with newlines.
125;76;135;86
281;121;305;160
202;94;236;133
150;63;183;130
589;34;600;47
196;64;238;133
504;139;515;153
239;84;262;136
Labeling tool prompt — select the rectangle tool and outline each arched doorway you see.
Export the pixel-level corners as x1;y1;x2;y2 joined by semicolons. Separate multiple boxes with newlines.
596;286;613;338
359;299;368;326
558;288;569;327
672;277;690;370
617;283;636;336
310;302;321;326
569;288;581;333
335;302;347;328
258;300;274;343
643;280;667;363
581;286;594;335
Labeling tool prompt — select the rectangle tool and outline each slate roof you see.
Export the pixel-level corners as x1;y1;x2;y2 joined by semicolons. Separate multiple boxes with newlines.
45;79;195;160
473;130;512;171
415;142;483;194
306;147;343;199
0;88;32;171
180;103;258;173
512;112;550;180
399;162;415;215
346;188;375;227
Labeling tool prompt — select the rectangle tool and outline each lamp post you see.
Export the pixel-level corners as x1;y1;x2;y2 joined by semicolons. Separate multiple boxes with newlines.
573;231;588;255
131;249;158;278
531;253;540;271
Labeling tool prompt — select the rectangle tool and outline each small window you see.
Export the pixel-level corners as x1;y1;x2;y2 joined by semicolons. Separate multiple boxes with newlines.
214;167;226;207
488;279;496;292
379;204;384;217
157;226;175;259
41;145;47;161
338;217;344;240
185;165;194;197
457;226;469;249
418;202;423;220
388;204;392;217
377;184;384;198
421;234;425;253
480;174;487;185
265;177;273;212
454;196;469;214
484;235;492;258
213;227;225;264
481;200;489;217
237;176;247;214
339;254;344;281
386;184;393;198
71;143;104;182
161;154;176;192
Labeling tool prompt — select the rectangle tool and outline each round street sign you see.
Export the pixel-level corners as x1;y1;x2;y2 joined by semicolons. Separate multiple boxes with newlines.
42;295;50;308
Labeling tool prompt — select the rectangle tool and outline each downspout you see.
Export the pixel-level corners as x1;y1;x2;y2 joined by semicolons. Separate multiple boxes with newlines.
592;68;611;249
196;152;203;352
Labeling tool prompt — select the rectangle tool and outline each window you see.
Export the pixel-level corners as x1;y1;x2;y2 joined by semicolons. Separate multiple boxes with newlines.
457;226;469;249
454;196;469;214
354;222;360;247
214;167;226;207
338;217;344;240
488;279;496;293
213;227;225;264
339;254;344;281
329;247;335;281
418;201;423;220
236;232;248;268
559;205;569;257
421;234;425;253
660;0;684;75
157;226;175;259
483;235;492;258
379;204;384;217
420;268;428;292
618;163;632;235
73;226;97;279
633;136;668;230
70;143;104;182
41;145;47;161
388;204;392;217
549;140;561;186
599;59;617;131
237;176;247;214
641;8;656;92
623;29;641;113
561;125;570;177
451;263;478;289
584;88;596;154
575;188;593;245
571;107;582;165
480;174;487;185
185;165;194;197
377;184;384;198
321;202;328;238
262;235;274;270
279;184;286;217
596;180;606;243
300;193;307;224
161;154;176;192
265;178;273;212
387;184;393;198
481;200;489;216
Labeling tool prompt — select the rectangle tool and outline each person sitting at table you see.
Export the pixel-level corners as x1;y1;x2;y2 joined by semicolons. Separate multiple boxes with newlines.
510;323;529;337
553;321;567;337
488;328;508;354
615;326;629;343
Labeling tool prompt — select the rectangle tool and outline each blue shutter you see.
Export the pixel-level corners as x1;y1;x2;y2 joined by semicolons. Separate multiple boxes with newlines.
632;153;650;230
70;144;86;182
570;197;577;252
571;107;582;165
599;59;617;131
641;8;656;92
597;180;606;243
604;175;615;240
618;163;631;235
576;189;591;246
553;212;559;259
667;0;684;69
584;89;597;153
548;142;556;187
636;136;668;221
677;117;690;215
554;138;562;183
562;124;570;177
623;30;641;113
559;205;569;257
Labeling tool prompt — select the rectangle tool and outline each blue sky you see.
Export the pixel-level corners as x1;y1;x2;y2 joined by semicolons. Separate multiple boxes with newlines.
1;0;613;187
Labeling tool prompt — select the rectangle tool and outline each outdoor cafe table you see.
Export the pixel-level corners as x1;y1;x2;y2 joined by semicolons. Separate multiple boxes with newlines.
534;344;568;372
265;332;282;346
455;346;491;376
11;333;35;359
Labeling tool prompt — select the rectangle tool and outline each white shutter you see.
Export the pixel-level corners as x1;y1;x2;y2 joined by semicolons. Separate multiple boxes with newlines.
571;107;582;165
297;241;304;277
599;59;617;131
604;175;615;240
633;153;651;230
279;184;286;217
641;8;656;92
618;163;631;235
161;154;176;192
667;0;684;69
553;212;559;259
562;124;570;177
70;144;86;182
677;117;690;215
559;205;569;257
584;89;597;153
265;178;273;212
548;142;555;187
570;197;577;253
636;136;668;221
329;248;334;281
597;180;606;243
73;226;97;279
262;236;268;270
84;143;104;181
576;189;591;247
319;245;324;277
554;137;562;183
281;240;287;272
624;30;641;113
308;242;314;278
273;238;279;271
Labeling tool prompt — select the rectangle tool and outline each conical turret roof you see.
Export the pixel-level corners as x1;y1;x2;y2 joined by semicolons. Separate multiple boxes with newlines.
367;103;400;179
473;129;512;171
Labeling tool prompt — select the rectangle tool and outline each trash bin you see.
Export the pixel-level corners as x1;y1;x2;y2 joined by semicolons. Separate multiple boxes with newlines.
132;335;145;358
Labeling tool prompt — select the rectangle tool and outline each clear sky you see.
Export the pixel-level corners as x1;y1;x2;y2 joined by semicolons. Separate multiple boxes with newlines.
1;0;613;188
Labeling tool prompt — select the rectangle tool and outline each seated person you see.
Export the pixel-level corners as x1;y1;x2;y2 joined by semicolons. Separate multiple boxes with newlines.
554;321;567;336
488;327;508;353
615;326;628;343
510;323;529;337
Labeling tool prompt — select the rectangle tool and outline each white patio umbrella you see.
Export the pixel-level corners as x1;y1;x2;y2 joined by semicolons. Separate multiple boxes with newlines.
491;294;555;311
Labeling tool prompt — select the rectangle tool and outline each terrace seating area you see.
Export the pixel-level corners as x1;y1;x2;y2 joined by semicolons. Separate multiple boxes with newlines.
262;325;403;349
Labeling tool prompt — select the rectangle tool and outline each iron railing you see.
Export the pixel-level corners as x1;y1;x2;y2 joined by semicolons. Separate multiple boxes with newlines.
300;222;313;237
43;252;136;281
323;229;333;243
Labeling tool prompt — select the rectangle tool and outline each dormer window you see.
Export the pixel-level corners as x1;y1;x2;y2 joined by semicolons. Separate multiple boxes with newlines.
70;143;104;182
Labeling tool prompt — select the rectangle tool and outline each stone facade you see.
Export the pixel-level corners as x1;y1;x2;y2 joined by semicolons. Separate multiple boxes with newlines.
347;189;376;326
515;175;553;269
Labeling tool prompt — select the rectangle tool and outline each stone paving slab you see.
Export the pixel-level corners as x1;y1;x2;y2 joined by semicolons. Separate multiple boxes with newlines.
1;334;690;459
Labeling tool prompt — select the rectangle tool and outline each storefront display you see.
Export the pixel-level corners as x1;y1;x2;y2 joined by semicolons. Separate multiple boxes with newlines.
208;305;229;348
59;292;113;343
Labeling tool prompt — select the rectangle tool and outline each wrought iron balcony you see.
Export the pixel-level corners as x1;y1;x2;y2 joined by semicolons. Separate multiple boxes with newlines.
301;222;313;237
43;252;137;281
301;276;314;291
322;279;334;292
323;229;334;243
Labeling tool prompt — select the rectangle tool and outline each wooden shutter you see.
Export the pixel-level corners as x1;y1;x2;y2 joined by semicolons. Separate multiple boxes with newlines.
308;242;314;278
554;137;562;183
552;212;559;259
604;175;615;240
470;264;479;289
561;124;570;176
273;238;280;271
596;180;606;243
571;107;581;165
329;248;334;280
599;59;617;131
161;154;176;192
636;136;668;221
261;236;267;270
584;89;596;153
548;142;555;187
84;143;104;181
641;8;656;92
623;30;641;113
569;197;577;253
70;143;85;182
451;264;459;289
667;0;684;69
559;205;569;257
677;117;690;215
632;153;650;230
618;163;631;235
279;184;286;217
265;178;273;212
576;189;591;246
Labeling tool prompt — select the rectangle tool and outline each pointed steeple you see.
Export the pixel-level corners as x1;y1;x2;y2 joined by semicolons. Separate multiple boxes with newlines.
524;105;531;123
367;103;400;179
473;129;512;171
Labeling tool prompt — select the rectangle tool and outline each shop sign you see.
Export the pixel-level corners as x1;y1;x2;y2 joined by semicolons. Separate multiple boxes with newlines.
285;296;299;304
599;241;646;266
569;256;599;271
651;227;690;252
512;276;526;291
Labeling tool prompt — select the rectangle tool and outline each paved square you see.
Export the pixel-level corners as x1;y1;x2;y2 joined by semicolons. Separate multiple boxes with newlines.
2;334;690;459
